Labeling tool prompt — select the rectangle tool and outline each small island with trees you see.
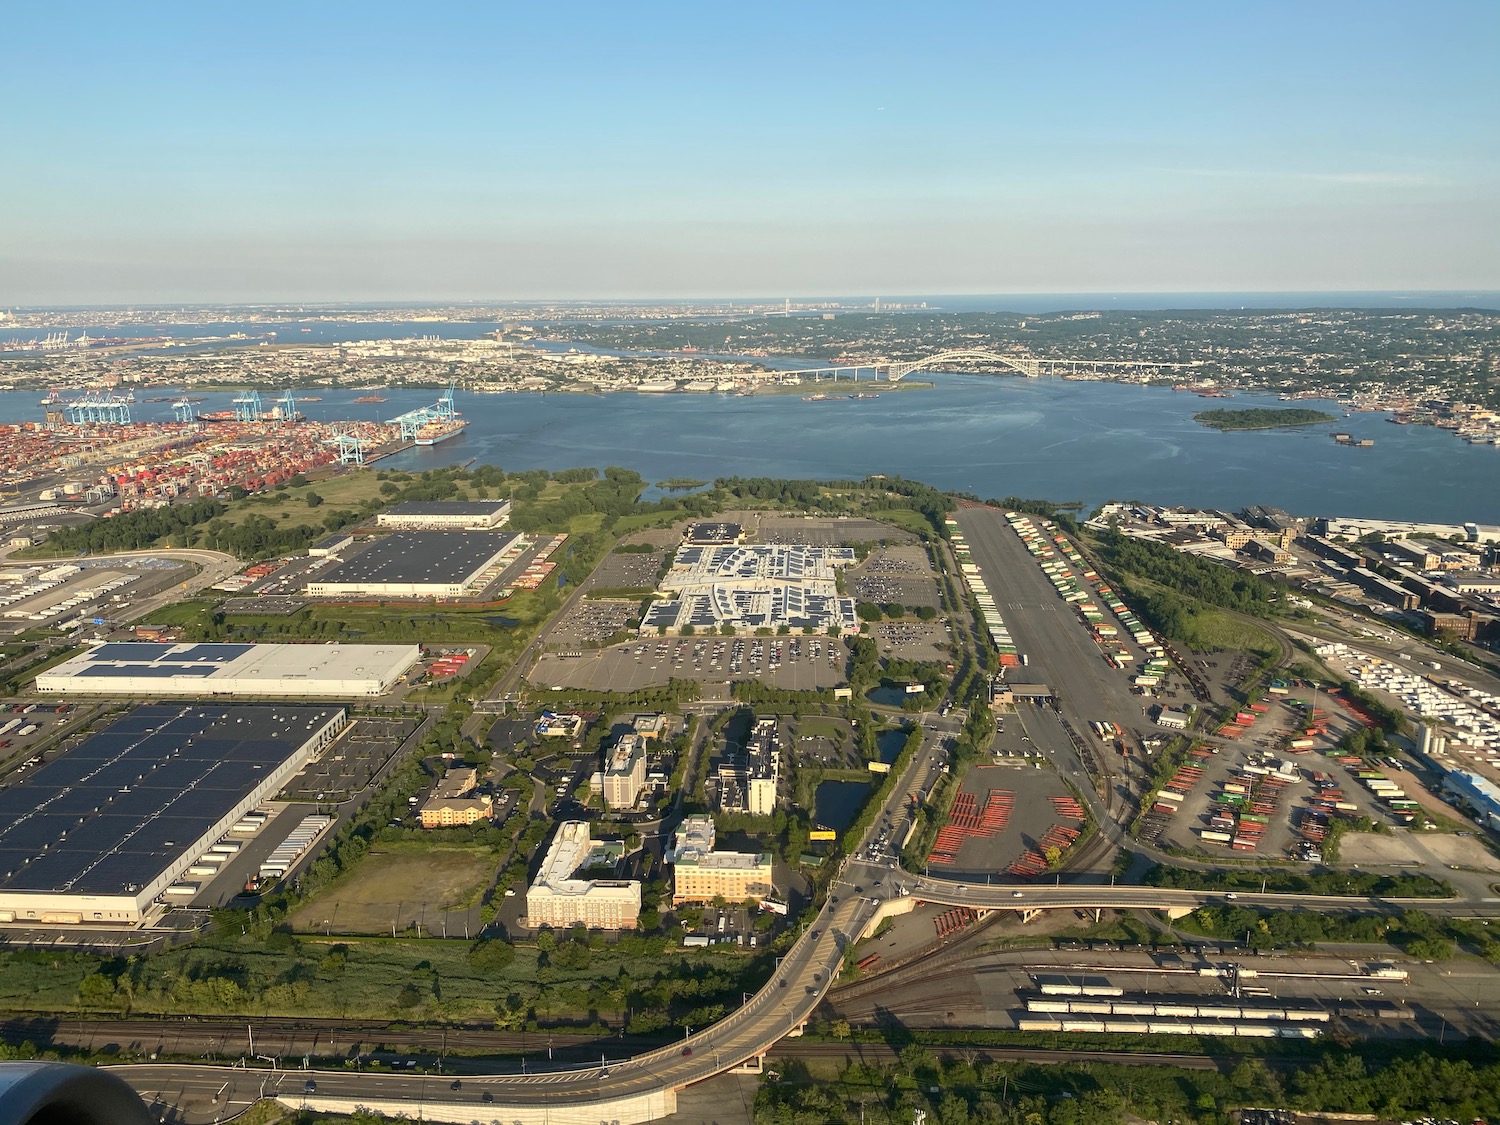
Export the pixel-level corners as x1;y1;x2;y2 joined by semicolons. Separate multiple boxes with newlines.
1194;407;1336;431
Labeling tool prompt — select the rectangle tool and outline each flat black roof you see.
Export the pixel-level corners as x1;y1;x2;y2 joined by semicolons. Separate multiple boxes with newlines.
317;531;517;586
384;501;509;516
0;704;340;896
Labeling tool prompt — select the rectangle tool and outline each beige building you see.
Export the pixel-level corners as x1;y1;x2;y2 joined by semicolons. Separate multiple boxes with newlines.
526;821;641;930
418;765;491;827
668;816;773;906
1156;707;1190;731
419;795;493;828
432;766;478;799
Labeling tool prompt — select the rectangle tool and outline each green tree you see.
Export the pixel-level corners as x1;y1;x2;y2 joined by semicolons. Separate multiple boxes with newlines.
467;939;516;972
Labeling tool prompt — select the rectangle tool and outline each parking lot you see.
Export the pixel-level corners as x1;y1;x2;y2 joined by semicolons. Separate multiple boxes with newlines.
222;595;307;616
870;619;951;662
791;716;856;768
529;634;850;692
279;715;421;803
588;547;669;591
548;598;641;648
847;544;941;609
753;514;917;547
0;701;93;778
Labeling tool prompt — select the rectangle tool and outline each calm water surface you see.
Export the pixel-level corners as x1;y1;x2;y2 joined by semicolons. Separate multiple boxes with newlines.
2;375;1495;522
814;780;872;833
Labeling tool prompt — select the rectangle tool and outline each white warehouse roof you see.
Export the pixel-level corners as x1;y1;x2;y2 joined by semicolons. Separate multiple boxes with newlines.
35;642;421;698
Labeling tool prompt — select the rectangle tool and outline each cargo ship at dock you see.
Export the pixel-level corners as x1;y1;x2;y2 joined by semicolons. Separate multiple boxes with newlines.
414;418;467;446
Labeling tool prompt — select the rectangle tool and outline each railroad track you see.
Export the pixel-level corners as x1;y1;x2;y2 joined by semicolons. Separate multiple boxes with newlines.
2;1013;1240;1075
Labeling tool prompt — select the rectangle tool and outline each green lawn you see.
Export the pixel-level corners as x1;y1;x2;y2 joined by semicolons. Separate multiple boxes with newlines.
870;507;936;538
1180;607;1279;658
795;717;847;739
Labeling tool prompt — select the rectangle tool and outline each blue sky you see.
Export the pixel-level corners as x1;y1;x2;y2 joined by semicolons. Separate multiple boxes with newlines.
3;1;1497;303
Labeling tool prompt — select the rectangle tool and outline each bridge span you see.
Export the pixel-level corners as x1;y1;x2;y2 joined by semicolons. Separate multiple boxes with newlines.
883;348;1201;382
747;349;1202;385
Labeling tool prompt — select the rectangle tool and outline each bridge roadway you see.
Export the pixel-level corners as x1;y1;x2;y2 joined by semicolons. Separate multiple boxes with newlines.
112;720;1500;1123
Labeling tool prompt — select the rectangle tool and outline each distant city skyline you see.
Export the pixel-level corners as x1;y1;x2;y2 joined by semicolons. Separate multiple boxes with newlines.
3;1;1497;304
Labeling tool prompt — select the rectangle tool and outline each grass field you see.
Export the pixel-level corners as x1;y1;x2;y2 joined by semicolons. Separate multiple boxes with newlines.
795;716;846;739
0;921;767;1024
210;472;388;528
1181;607;1279;658
288;844;497;934
869;507;937;538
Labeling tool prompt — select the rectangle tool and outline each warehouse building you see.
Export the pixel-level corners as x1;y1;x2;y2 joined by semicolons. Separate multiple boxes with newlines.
306;531;523;598
0;704;346;927
376;500;512;531
36;642;419;698
667;816;773;906
526;821;640;930
1442;770;1500;831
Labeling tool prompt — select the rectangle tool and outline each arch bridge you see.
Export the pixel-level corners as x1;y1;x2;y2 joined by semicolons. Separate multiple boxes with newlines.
883;349;1201;383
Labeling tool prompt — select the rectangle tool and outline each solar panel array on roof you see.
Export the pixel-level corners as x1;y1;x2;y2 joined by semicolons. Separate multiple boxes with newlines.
37;642;420;698
0;704;339;896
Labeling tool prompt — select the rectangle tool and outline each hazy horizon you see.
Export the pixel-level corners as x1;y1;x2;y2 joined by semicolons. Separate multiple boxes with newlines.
3;1;1497;305
6;290;1500;317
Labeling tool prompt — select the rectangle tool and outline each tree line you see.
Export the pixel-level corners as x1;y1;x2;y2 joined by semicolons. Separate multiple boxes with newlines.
752;1045;1500;1125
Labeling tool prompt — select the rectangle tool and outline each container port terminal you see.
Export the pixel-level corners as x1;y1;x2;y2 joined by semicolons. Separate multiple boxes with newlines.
0;383;477;516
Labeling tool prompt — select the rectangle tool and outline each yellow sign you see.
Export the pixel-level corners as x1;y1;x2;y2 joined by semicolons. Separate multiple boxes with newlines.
808;829;837;842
